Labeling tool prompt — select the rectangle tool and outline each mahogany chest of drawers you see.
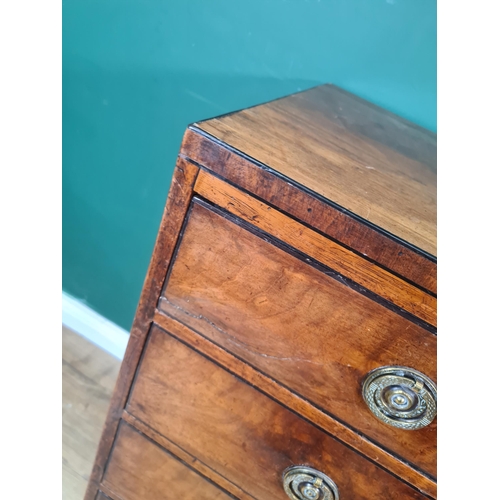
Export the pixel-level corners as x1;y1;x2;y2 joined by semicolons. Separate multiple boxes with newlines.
86;84;437;500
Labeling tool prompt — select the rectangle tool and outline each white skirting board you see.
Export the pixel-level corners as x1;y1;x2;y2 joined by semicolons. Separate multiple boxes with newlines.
62;291;129;360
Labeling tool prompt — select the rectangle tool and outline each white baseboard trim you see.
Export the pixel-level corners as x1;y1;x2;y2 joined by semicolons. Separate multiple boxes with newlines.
62;291;129;360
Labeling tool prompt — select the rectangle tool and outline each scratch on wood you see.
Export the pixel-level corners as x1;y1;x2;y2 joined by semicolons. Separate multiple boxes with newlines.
161;297;323;365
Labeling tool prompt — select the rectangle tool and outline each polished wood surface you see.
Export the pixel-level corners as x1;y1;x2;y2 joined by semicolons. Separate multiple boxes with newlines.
122;412;255;500
84;158;199;500
127;325;427;500
160;201;437;476
152;311;437;498
195;84;436;256
182;131;436;294
195;171;436;326
62;327;120;500
102;422;232;500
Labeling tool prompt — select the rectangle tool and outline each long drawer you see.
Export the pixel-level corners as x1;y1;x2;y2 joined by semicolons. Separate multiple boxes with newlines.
126;324;428;500
158;199;437;477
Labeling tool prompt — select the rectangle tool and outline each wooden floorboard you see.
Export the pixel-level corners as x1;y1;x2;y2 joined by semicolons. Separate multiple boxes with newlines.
62;326;121;500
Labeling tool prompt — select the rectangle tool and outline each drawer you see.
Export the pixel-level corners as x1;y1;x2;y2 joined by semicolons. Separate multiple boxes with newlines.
101;421;233;500
158;200;437;477
126;324;428;500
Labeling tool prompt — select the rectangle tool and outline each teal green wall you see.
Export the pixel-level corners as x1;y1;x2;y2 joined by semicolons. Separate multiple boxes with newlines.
63;0;436;330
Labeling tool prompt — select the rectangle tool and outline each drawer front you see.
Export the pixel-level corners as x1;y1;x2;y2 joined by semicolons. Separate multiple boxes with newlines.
159;200;437;476
126;324;427;500
102;421;233;500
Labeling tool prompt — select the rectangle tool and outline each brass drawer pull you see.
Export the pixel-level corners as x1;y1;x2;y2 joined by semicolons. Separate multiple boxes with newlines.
362;366;437;430
282;466;340;500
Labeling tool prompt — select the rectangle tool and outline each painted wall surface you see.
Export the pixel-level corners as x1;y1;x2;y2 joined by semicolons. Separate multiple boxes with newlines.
63;0;437;330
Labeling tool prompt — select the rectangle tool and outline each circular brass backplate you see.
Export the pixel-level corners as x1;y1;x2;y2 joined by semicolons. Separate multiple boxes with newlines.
362;366;437;430
283;466;340;500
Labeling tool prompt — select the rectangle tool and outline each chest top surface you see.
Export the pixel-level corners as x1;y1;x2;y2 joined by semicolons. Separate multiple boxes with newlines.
194;84;437;257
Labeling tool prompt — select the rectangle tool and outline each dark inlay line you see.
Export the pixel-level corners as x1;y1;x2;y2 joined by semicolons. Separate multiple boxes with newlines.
189;196;436;334
188;126;437;263
186;159;436;298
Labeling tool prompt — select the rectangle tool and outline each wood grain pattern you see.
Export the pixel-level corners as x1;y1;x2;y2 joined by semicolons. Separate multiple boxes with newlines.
84;158;199;500
152;311;437;498
122;412;255;500
102;422;233;500
196;84;437;256
127;325;428;500
181;130;436;294
160;201;437;477
62;327;120;500
195;170;436;326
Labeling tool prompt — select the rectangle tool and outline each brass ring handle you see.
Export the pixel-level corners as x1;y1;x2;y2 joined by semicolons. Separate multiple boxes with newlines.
282;466;340;500
362;366;437;430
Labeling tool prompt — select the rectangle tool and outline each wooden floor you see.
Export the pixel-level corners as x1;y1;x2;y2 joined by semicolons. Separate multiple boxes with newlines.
62;326;121;500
